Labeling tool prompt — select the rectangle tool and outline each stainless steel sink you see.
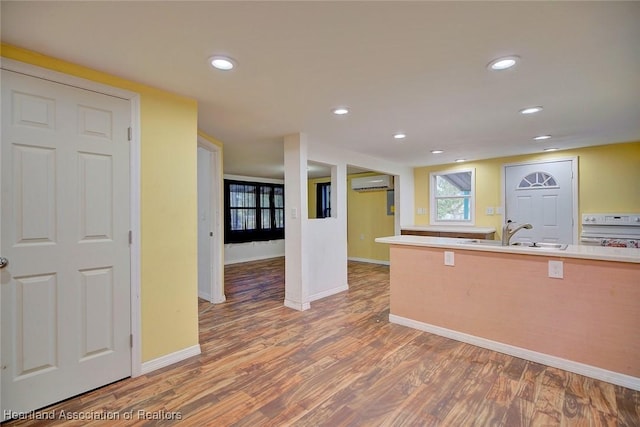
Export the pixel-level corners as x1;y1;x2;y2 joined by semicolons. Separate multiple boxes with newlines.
510;242;568;250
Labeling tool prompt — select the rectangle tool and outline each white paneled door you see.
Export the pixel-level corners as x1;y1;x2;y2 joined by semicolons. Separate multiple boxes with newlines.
1;70;131;418
504;159;576;244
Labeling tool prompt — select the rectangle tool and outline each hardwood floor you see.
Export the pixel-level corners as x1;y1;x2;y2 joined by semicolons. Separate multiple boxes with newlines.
4;258;640;426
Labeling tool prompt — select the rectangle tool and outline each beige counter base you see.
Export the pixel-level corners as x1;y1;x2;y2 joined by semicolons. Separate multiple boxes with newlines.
388;244;640;390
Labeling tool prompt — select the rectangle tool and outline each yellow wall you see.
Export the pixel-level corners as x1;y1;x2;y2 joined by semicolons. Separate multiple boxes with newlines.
414;141;640;238
2;44;200;362
347;174;395;262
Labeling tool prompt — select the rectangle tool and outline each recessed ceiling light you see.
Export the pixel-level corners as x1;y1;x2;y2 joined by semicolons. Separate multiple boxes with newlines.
209;55;235;71
455;159;466;163
332;107;350;115
533;135;552;140
393;133;406;140
487;55;520;71
520;106;543;115
543;148;559;152
431;150;444;154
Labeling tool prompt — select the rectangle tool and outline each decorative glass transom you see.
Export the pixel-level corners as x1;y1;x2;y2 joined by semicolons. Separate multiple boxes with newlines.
518;172;558;189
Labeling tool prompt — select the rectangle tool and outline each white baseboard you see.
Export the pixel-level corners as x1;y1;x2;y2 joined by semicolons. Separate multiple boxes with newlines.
198;292;226;304
140;344;201;375
389;314;640;391
348;257;390;266
309;284;349;302
198;291;211;301
211;294;227;304
284;299;311;311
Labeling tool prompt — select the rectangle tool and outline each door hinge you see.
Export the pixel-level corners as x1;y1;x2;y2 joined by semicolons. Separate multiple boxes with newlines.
129;230;133;245
127;127;132;141
130;334;133;348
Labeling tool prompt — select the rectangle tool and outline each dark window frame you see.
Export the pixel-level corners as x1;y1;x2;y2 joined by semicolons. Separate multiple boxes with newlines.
224;179;285;244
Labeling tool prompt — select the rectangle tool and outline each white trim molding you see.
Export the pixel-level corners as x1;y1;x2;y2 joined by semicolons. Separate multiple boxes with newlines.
347;257;390;266
140;345;202;375
389;314;640;391
284;299;311;311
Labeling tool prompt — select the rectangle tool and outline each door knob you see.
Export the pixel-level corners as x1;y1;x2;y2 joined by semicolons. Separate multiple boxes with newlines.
0;257;8;269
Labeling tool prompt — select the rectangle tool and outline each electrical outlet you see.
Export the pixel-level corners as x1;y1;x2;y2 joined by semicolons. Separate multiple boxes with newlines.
444;251;455;266
548;260;563;279
486;207;494;215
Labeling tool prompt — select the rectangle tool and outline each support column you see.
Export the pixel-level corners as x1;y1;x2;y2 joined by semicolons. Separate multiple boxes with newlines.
283;133;310;311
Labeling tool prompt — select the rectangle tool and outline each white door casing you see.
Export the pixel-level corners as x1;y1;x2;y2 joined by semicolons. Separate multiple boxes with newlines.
1;66;137;418
197;137;225;304
503;158;577;245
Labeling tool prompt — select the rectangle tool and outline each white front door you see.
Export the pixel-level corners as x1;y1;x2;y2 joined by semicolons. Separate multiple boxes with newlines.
1;70;131;418
504;159;576;244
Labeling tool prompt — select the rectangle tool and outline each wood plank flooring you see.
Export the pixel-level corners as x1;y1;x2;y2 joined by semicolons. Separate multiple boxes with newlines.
4;258;640;426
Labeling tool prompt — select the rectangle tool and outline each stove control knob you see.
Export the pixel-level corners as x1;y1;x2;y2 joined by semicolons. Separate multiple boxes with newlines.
635;217;640;222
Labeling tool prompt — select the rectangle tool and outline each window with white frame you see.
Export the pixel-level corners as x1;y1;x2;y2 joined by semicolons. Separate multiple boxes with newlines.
430;169;475;224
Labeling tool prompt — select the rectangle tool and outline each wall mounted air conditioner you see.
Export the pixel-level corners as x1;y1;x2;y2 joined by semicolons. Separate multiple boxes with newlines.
351;175;394;192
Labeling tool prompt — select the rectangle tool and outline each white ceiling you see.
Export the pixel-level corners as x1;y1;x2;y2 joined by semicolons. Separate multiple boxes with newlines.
3;2;639;179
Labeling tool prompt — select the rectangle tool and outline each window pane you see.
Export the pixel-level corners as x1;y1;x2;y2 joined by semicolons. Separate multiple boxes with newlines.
436;197;470;221
274;208;284;228
230;208;256;230
435;172;471;197
230;184;256;208
261;209;271;230
260;186;271;207
273;187;284;208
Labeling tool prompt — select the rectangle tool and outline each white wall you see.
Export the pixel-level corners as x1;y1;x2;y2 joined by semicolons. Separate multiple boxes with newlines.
280;135;415;309
307;164;348;301
223;174;285;265
224;240;285;265
283;134;309;310
306;141;413;301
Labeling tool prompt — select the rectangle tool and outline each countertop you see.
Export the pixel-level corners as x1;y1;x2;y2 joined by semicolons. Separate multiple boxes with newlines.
401;225;496;233
375;235;640;264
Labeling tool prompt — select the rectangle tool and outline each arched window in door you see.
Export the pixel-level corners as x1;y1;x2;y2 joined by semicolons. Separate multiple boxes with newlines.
518;171;558;189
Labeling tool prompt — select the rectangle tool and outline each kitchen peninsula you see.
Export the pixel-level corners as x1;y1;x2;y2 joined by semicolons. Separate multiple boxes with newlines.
375;235;640;390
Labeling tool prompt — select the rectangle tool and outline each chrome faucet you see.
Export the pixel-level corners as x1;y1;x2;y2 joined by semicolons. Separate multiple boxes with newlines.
502;220;533;246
